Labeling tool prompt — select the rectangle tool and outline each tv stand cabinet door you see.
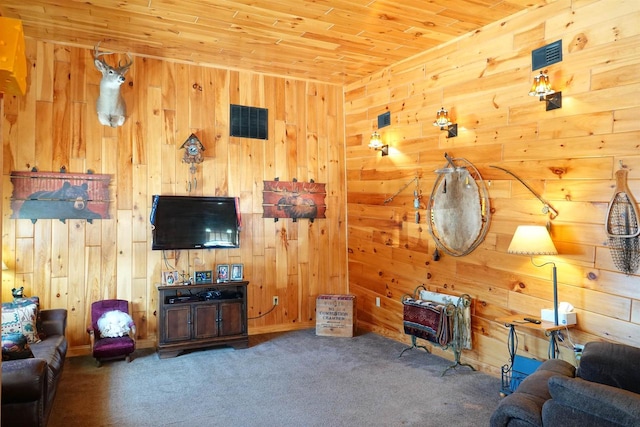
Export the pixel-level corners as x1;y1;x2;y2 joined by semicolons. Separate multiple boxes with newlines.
163;305;191;342
193;303;219;339
219;301;244;336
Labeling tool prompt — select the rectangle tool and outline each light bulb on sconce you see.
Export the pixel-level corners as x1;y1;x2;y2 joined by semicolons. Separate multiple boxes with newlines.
368;131;389;156
433;107;458;138
529;71;562;111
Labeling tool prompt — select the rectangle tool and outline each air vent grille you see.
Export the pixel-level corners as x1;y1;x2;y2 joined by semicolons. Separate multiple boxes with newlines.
378;111;391;129
532;40;562;71
230;104;268;139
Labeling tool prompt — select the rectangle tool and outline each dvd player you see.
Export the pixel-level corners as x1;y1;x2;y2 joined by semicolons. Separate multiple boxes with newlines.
166;296;194;304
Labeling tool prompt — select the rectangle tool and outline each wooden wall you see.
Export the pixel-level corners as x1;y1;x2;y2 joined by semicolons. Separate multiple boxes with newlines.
0;93;3;306
2;0;639;380
345;0;640;376
1;42;348;354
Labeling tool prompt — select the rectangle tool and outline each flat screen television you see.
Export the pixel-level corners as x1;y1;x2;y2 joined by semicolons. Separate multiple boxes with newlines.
150;195;241;250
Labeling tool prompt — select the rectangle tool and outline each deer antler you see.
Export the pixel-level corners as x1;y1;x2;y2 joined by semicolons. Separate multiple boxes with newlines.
94;42;132;72
93;42;114;60
118;53;133;73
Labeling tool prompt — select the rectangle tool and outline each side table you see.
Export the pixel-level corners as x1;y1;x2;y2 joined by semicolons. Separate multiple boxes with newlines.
496;315;574;395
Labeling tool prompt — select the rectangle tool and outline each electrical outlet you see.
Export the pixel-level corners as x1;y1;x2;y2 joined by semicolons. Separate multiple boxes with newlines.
574;344;584;361
273;296;279;306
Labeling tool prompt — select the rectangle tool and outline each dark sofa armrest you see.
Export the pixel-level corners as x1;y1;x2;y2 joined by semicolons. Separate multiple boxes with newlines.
40;309;67;337
543;376;640;426
1;358;47;403
490;359;575;427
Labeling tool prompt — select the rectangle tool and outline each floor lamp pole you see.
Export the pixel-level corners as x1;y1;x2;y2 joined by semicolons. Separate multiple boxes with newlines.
551;263;559;358
552;264;558;327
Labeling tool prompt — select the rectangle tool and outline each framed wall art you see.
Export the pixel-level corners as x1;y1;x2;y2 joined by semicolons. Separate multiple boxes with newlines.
10;170;111;223
262;179;326;221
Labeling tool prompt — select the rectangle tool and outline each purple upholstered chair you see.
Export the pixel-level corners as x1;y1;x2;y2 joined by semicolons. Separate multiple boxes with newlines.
87;299;136;366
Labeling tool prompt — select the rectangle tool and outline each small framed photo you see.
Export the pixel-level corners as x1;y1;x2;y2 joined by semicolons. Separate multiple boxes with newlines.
216;264;230;282
231;264;244;281
162;271;179;286
194;270;213;284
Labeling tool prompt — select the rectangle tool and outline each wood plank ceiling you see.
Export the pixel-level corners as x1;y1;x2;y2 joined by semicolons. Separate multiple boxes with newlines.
1;0;549;84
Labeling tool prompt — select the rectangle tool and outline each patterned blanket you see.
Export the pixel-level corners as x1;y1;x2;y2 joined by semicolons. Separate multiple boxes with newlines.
402;298;452;346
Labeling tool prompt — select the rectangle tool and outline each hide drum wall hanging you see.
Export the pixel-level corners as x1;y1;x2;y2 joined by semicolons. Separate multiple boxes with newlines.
262;179;326;222
427;153;491;257
10;171;111;223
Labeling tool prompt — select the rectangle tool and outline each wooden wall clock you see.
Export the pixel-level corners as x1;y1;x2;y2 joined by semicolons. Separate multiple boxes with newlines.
180;133;205;173
180;133;205;191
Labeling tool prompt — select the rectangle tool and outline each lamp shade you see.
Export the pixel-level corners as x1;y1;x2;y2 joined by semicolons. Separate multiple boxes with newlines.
508;225;558;255
433;107;452;128
2;261;8;270
529;72;554;97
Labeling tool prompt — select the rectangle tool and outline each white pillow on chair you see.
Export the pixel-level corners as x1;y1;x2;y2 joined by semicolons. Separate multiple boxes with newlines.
97;310;133;338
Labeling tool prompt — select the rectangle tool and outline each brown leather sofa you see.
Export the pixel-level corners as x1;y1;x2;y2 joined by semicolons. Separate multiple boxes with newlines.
2;309;68;427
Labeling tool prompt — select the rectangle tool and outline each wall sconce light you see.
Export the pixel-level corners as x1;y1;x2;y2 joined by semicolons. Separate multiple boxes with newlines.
2;261;8;271
529;71;562;111
368;131;389;156
433;107;457;138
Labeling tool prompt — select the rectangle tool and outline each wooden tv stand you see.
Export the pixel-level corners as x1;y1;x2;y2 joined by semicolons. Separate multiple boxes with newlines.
157;281;249;358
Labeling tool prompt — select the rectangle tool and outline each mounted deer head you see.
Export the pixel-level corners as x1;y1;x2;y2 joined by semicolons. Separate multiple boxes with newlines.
93;42;133;127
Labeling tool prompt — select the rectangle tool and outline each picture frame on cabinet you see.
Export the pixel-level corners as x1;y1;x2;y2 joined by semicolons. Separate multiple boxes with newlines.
194;270;213;284
231;264;243;281
162;270;179;286
216;264;229;282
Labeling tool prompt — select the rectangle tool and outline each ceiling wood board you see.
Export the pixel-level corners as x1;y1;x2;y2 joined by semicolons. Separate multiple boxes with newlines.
0;0;549;84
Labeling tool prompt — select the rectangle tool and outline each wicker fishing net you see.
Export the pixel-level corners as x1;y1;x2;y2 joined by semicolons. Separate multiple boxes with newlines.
607;193;640;274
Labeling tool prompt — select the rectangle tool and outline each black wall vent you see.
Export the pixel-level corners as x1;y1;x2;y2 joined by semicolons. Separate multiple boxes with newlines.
378;111;391;129
230;104;268;139
532;40;562;71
